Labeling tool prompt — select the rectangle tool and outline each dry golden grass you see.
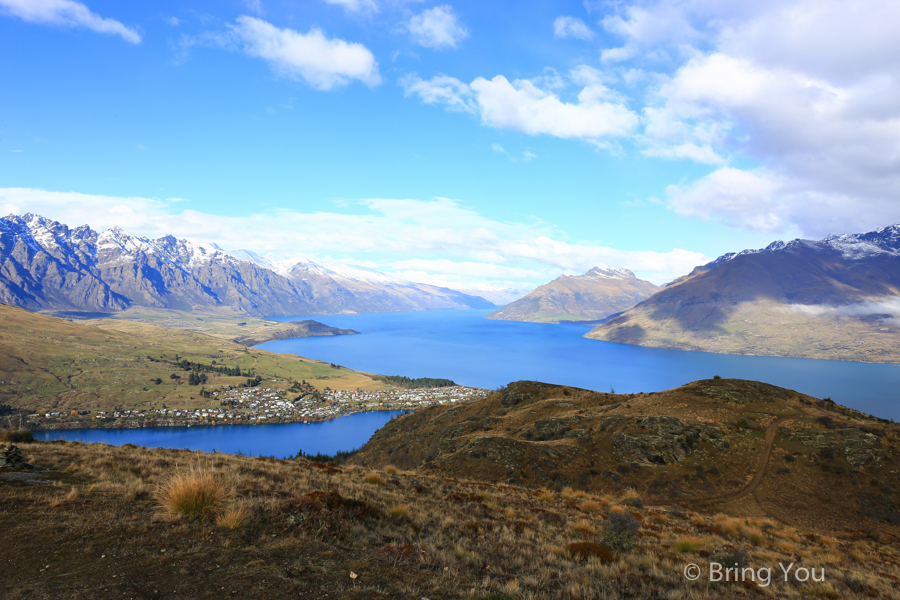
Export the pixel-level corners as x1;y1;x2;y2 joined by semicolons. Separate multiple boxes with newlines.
673;536;704;553
4;440;900;600
364;472;386;486
383;465;399;475
215;505;251;530
158;468;228;519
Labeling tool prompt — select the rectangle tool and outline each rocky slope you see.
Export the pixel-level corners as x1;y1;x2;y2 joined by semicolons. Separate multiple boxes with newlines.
352;378;900;539
486;267;659;323
586;225;900;361
0;213;492;316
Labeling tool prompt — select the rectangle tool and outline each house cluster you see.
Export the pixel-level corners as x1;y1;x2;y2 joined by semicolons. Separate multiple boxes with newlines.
323;386;489;410
29;385;489;428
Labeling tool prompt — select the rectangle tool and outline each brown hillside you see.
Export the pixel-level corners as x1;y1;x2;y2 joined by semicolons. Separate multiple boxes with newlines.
353;379;900;540
4;437;900;599
587;242;900;361
487;267;659;323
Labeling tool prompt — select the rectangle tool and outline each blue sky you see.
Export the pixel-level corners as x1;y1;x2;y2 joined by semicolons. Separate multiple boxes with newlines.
2;0;899;291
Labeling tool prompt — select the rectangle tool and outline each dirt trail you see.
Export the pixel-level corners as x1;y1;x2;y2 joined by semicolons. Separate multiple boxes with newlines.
694;414;801;507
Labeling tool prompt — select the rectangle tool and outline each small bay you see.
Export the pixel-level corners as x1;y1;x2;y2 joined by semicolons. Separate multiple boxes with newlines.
34;410;407;459
262;309;900;421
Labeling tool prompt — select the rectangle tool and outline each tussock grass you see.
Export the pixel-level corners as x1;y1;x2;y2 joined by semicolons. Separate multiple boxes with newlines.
215;505;251;530
158;469;228;519
364;472;386;486
674;536;704;553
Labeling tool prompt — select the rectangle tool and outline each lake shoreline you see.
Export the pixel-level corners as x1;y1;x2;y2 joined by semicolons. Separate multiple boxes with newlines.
27;406;408;432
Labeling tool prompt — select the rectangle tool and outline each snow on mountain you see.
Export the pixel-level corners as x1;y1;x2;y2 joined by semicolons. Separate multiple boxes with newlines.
0;214;493;315
583;267;636;280
706;224;900;269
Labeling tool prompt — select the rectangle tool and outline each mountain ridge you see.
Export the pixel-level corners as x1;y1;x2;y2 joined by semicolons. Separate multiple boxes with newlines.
0;213;493;316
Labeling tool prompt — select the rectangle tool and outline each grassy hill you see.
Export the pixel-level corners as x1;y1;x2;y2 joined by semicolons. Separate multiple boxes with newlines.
353;379;900;540
0;303;384;416
2;422;898;599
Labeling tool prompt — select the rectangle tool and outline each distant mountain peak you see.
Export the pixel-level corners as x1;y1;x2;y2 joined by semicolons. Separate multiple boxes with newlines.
584;267;635;280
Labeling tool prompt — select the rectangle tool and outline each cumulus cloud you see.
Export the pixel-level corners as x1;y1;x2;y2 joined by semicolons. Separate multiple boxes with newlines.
229;16;381;90
406;5;468;49
665;167;782;231
0;0;140;43
325;0;378;15
553;16;593;40
402;68;638;143
586;0;900;237
0;187;708;288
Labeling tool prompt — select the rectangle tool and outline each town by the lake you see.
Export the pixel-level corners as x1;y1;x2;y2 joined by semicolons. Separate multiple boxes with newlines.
26;384;490;430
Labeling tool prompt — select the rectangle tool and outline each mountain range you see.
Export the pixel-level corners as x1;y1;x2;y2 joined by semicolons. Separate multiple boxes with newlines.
485;267;659;323
587;225;900;362
0;214;493;316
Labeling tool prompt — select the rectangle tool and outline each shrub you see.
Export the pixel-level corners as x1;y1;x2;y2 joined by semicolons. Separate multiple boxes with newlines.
715;548;749;569
623;496;644;509
602;511;641;552
158;470;227;519
216;506;251;530
1;429;35;443
383;465;399;475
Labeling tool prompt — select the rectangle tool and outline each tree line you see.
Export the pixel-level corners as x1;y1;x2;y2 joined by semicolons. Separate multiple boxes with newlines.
381;375;457;389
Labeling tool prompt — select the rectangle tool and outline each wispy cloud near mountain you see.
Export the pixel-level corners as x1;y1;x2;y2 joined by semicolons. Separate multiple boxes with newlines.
0;187;708;289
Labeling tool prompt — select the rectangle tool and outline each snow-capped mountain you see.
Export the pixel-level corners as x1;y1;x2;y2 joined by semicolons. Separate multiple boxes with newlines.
0;214;492;315
702;224;900;270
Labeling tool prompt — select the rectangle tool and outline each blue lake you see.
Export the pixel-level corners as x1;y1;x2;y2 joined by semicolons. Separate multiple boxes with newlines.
34;410;407;458
262;309;900;421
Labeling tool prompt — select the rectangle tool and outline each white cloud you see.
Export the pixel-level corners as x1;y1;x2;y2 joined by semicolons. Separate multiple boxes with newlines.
665;167;783;231
585;0;900;237
399;73;475;111
600;3;699;63
402;68;638;143
406;5;468;49
0;0;140;43
0;187;708;288
229;16;381;90
553;16;593;40
325;0;378;15
243;0;263;15
789;298;900;327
